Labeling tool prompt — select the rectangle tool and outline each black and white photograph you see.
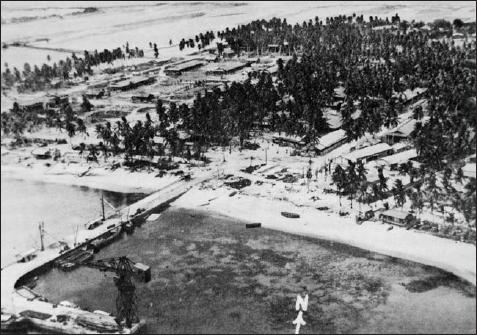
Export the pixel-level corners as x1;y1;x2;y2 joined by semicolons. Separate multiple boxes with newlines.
1;1;476;333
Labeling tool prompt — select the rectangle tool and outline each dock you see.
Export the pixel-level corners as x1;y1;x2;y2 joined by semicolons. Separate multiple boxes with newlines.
0;174;211;334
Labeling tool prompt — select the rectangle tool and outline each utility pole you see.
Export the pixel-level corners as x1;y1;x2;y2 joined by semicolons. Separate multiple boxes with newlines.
39;222;44;251
101;193;105;221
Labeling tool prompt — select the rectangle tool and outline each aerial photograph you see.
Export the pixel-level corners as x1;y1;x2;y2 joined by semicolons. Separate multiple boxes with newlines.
1;1;476;334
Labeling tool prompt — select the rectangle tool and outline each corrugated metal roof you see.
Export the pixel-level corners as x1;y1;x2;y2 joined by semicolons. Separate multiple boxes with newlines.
315;129;347;151
380;210;412;220
342;143;392;162
463;163;476;178
380;149;417;166
167;60;205;72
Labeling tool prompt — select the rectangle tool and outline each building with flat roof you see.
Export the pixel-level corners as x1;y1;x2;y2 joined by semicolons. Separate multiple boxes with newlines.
462;163;476;179
109;76;155;91
314;129;348;155
341;143;393;163
205;62;249;76
165;60;205;76
378;149;418;170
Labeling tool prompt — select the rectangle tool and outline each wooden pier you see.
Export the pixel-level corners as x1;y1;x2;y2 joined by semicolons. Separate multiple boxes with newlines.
1;175;211;334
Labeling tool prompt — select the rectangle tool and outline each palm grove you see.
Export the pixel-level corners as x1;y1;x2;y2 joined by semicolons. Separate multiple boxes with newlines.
2;14;476;226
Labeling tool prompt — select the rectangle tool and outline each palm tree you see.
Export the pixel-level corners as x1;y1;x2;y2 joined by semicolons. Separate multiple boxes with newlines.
66;121;76;146
332;164;346;206
88;144;99;165
98;142;108;162
78;142;86;161
392;179;405;208
76;118;88;139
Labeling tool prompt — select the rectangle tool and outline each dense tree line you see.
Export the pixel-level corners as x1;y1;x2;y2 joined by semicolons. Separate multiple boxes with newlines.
1;45;144;92
178;31;215;51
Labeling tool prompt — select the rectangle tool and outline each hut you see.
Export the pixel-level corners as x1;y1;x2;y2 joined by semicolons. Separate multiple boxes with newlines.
222;48;235;58
379;210;414;226
15;248;37;263
267;44;280;53
272;133;307;148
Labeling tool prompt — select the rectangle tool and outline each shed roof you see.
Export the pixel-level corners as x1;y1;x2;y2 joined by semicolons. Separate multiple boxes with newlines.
462;163;476;178
315;129;347;151
167;60;205;72
380;149;417;166
15;248;37;260
391;142;411;152
109;79;132;88
380;210;412;220
388;119;419;137
342;143;392;162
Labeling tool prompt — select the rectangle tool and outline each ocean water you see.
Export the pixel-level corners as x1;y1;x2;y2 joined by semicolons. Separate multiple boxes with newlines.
1;1;475;71
0;177;148;268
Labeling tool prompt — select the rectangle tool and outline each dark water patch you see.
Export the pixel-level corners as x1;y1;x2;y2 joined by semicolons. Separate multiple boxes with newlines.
405;272;476;296
31;207;476;334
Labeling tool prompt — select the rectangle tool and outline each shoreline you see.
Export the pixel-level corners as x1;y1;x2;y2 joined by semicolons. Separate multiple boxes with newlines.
1;157;179;194
172;188;477;287
2;160;476;287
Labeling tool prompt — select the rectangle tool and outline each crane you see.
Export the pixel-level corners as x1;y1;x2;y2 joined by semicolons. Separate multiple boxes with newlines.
79;256;151;328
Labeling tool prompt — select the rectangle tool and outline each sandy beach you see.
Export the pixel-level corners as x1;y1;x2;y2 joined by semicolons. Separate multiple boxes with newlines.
2;150;476;286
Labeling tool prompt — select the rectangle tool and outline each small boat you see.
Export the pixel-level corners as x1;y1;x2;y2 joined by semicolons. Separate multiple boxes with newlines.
281;212;300;219
88;227;122;253
387;226;394;231
56;250;94;270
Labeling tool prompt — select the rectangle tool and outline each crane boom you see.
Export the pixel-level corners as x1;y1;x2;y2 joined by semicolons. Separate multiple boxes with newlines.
78;256;151;328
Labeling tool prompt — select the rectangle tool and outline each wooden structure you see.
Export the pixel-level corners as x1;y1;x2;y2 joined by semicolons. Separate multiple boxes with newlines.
341;143;393;164
165;60;205;76
15;249;37;263
314;129;348;155
109;76;155;91
379;210;414;226
281;212;300;219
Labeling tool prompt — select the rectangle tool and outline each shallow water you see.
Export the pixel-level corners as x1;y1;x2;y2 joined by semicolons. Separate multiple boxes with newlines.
33;207;476;334
0;177;148;267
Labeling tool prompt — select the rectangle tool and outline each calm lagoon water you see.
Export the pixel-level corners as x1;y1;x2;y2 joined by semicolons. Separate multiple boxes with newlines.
0;177;148;267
